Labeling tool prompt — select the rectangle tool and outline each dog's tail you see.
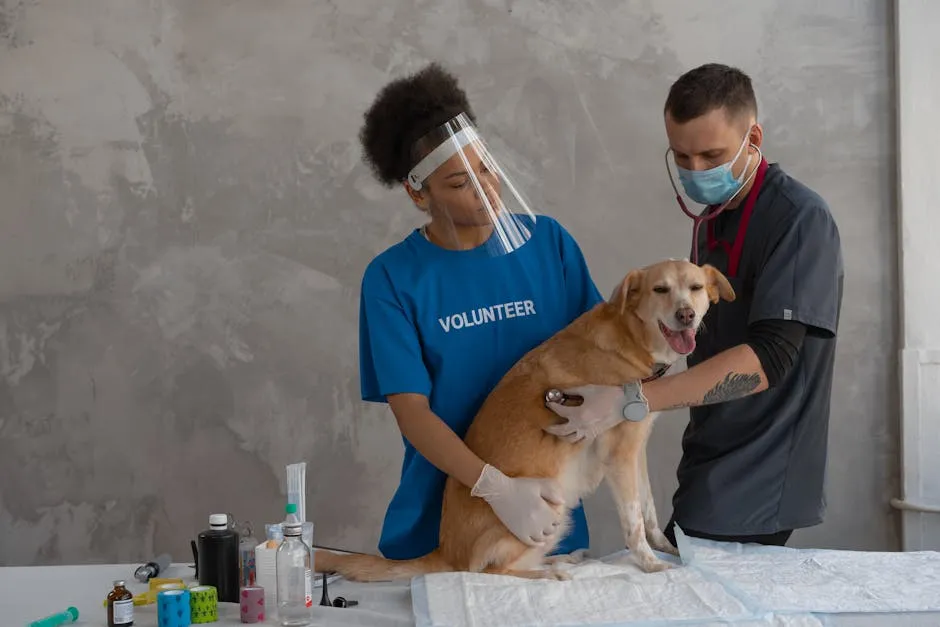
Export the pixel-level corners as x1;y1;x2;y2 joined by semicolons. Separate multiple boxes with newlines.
314;548;452;582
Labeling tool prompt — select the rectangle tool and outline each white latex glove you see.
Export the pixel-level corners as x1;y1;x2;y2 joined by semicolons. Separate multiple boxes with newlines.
471;464;565;546
543;382;648;444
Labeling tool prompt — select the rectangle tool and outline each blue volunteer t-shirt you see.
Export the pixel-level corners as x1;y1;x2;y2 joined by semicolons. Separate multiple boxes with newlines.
359;214;604;560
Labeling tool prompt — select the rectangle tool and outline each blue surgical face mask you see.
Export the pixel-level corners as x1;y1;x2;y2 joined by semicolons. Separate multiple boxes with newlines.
675;132;753;206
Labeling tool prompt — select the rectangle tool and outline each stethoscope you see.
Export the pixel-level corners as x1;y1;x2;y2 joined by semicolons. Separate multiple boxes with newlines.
663;144;763;266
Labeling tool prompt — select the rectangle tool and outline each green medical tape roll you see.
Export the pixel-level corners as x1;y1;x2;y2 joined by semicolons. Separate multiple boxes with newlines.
188;585;218;624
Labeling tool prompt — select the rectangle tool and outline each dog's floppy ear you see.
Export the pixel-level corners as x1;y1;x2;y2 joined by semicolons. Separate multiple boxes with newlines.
703;264;735;303
610;269;645;313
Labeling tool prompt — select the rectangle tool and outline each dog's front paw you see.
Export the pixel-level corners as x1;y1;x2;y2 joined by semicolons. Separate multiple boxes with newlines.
647;529;680;556
637;557;673;573
659;544;680;557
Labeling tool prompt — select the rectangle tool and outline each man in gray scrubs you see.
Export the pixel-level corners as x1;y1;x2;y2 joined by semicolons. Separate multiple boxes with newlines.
544;63;844;547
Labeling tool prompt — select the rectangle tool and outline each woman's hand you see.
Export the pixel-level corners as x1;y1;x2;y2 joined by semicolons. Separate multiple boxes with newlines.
471;464;566;547
387;393;566;546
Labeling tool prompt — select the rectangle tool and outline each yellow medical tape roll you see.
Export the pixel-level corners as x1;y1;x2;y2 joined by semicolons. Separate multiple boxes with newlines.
99;578;187;608
150;577;186;591
188;585;219;623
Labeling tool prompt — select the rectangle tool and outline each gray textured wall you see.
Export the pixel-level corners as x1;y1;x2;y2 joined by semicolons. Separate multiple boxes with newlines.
0;0;897;567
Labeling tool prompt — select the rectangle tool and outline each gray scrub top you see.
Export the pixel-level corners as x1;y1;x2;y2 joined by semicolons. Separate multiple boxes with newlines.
674;161;844;536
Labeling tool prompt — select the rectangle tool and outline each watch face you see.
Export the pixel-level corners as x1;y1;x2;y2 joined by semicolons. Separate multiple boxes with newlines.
622;401;647;422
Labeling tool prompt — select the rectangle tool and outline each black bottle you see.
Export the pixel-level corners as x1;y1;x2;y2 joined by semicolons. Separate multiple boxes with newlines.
196;513;240;603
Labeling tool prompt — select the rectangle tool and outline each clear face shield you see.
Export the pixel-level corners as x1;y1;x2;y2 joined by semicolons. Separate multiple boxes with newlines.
406;113;538;257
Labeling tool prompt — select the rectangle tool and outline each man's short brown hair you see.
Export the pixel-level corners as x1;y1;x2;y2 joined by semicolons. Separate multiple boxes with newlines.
664;63;758;124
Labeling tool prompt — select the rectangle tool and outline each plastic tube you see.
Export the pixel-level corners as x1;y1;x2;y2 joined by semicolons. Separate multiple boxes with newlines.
27;606;79;627
286;462;306;521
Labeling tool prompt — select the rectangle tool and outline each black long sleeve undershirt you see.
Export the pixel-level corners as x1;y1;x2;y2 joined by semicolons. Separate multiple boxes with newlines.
746;319;807;387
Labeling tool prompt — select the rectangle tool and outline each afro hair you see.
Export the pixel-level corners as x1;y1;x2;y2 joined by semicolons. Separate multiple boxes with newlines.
359;62;476;187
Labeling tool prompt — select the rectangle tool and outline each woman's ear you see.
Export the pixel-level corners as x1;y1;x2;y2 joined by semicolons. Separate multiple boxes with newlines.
404;181;431;212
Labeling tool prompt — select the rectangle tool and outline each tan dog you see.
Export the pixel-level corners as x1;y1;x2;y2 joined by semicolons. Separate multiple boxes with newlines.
317;259;735;581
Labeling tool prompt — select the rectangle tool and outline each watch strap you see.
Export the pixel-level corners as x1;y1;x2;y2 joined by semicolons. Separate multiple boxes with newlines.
620;379;649;422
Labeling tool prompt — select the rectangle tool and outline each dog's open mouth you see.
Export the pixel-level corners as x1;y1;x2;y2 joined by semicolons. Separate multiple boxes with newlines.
659;320;696;355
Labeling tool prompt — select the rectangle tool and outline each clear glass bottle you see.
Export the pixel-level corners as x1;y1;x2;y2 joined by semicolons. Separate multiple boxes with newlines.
276;504;312;626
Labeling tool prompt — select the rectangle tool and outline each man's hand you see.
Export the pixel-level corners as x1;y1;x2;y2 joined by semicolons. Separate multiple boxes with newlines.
543;382;649;443
471;464;566;546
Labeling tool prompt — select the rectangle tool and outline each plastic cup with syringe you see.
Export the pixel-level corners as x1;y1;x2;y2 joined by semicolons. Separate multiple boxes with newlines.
134;552;171;582
27;606;79;627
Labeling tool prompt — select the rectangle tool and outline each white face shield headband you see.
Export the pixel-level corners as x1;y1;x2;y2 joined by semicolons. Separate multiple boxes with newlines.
406;113;539;257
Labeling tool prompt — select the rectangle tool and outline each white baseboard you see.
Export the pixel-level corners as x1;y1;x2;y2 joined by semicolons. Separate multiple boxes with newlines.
895;349;940;550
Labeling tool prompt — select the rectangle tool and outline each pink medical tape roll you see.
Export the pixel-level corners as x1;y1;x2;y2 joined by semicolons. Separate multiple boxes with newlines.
239;585;265;623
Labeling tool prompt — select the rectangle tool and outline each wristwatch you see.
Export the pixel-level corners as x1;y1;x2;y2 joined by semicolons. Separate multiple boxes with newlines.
620;380;649;422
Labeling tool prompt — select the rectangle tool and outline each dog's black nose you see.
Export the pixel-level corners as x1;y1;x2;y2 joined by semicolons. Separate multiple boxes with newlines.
675;307;695;326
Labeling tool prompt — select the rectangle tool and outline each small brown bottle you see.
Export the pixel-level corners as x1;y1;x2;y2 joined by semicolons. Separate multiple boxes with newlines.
107;580;134;626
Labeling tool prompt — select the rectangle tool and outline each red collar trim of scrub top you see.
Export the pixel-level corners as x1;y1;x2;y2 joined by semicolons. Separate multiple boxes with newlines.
706;157;769;278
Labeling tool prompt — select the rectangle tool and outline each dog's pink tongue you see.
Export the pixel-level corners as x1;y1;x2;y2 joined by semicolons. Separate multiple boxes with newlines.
668;329;696;355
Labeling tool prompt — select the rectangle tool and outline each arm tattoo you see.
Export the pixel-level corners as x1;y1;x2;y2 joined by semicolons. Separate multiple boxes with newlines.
655;372;763;411
701;372;762;405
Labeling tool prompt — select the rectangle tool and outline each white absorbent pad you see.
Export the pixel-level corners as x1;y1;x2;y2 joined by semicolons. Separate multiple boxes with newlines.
410;527;940;626
674;527;940;615
411;548;821;626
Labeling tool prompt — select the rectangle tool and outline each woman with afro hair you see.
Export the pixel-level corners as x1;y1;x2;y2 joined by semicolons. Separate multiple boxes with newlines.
357;62;604;561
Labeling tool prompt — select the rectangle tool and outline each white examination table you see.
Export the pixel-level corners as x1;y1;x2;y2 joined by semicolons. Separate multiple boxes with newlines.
5;530;939;626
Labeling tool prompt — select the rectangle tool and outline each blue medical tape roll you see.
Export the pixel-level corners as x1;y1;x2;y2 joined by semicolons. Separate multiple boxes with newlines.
157;587;192;627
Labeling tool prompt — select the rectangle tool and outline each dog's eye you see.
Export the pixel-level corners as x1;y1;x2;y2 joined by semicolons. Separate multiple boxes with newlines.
653;285;670;294
690;284;704;291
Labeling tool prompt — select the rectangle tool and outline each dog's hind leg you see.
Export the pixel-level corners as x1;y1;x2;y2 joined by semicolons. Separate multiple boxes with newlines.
604;431;672;573
471;530;571;581
483;565;571;581
638;441;678;557
544;548;587;566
